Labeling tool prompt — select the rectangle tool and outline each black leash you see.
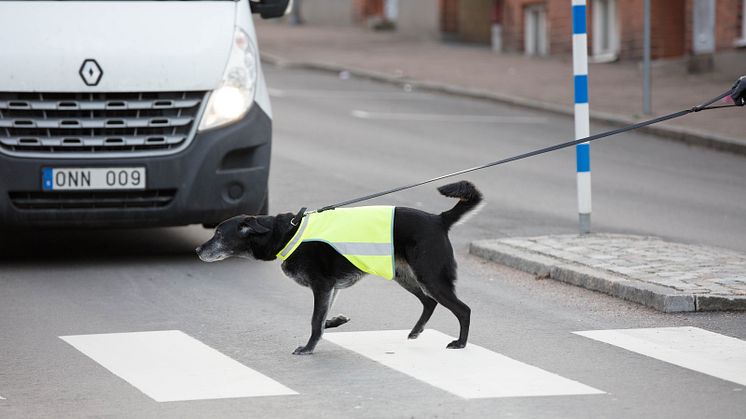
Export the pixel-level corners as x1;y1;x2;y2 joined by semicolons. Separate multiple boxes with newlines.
289;77;745;224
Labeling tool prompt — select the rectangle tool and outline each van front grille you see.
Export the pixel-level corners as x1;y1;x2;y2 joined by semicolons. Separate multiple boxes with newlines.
0;91;206;157
9;189;177;210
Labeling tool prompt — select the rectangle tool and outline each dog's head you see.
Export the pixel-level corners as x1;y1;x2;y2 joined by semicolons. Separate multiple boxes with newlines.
196;215;279;262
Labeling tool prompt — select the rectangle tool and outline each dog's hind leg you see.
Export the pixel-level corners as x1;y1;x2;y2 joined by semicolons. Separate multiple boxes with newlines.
394;259;438;339
407;291;437;340
293;285;333;355
408;249;470;348
324;289;350;329
428;284;471;349
396;280;437;339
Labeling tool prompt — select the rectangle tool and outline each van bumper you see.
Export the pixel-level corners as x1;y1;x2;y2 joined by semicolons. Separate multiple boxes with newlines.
0;105;271;228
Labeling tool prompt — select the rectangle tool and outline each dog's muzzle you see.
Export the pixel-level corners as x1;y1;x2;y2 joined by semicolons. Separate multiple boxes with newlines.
196;244;228;262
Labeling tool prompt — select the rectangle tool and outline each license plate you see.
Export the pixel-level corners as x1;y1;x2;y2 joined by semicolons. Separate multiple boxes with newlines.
42;167;146;191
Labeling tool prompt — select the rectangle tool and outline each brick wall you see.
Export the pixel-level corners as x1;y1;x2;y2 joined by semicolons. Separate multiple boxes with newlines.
714;0;743;50
350;0;743;57
615;0;742;59
458;0;494;43
441;0;459;34
355;0;384;21
500;0;743;59
547;1;572;54
616;0;642;60
652;0;687;58
501;0;571;54
502;0;531;53
615;0;686;60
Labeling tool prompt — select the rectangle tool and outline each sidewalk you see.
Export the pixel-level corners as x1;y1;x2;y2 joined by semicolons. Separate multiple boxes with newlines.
255;21;745;154
471;235;746;312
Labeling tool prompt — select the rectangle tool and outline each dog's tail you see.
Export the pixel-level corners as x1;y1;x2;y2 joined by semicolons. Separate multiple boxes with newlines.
438;181;483;230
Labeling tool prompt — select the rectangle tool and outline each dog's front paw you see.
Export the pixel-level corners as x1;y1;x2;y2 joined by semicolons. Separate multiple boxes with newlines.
446;340;466;349
292;345;314;355
408;330;422;340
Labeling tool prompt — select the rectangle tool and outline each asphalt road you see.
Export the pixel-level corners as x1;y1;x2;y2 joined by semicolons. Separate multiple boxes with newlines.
1;65;745;418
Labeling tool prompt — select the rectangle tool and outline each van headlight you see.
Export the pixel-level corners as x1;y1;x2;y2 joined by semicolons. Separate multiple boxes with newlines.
198;27;257;131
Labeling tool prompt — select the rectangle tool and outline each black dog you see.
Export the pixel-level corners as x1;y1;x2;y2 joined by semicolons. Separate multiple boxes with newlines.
196;181;482;355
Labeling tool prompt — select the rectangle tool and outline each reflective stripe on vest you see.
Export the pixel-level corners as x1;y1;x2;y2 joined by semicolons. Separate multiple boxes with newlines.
276;206;395;280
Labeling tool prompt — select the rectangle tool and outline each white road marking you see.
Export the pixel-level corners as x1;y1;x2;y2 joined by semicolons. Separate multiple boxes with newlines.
269;88;422;99
351;110;547;123
574;327;746;386
60;330;297;402
324;329;604;399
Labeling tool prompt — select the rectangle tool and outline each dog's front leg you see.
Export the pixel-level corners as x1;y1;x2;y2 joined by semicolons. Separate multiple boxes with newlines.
293;285;333;355
325;288;350;329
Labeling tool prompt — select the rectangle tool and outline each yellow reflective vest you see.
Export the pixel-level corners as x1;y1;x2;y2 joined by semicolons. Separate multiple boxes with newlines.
277;206;395;280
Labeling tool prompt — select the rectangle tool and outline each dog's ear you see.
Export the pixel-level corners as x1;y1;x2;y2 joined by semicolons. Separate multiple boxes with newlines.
239;217;271;235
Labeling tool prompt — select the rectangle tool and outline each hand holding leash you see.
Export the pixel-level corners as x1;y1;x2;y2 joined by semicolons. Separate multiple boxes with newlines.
732;76;746;106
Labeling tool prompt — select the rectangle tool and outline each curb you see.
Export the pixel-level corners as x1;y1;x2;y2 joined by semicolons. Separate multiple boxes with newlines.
261;52;746;156
469;239;746;312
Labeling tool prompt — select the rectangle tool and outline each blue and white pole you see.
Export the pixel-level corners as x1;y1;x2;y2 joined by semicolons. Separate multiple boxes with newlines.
572;0;591;234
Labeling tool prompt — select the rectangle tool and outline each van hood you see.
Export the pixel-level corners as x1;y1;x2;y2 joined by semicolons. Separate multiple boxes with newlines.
0;1;237;92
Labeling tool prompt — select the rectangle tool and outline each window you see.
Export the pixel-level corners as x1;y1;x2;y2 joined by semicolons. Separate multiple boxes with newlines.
592;0;619;61
524;4;547;56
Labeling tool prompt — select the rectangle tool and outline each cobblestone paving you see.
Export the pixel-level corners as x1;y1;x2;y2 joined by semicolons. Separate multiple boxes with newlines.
499;234;746;296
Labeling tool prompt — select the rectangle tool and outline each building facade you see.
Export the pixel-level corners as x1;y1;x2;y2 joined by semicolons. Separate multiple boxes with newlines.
498;0;744;61
351;0;745;63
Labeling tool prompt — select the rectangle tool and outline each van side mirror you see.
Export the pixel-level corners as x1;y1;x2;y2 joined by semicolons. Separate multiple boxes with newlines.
250;0;291;19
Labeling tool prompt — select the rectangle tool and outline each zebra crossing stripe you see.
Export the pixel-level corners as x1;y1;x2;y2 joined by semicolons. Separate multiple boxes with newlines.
574;327;746;386
324;329;604;399
60;330;297;402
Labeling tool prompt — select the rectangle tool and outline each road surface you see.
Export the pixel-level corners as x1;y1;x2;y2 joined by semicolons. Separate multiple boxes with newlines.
1;65;745;418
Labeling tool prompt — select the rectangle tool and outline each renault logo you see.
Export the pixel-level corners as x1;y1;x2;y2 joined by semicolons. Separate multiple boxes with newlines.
79;59;103;86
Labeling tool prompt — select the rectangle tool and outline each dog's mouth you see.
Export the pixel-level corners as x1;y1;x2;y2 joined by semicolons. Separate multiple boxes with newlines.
197;253;220;263
195;245;228;263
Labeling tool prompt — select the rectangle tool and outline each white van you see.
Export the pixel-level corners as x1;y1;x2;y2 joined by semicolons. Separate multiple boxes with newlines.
0;0;288;228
